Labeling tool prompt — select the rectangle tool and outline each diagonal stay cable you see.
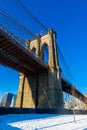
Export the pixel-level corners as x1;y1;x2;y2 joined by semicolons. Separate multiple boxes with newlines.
0;9;36;38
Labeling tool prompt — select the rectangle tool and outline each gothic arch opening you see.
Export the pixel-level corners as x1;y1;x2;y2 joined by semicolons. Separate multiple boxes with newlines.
31;47;36;55
41;43;49;64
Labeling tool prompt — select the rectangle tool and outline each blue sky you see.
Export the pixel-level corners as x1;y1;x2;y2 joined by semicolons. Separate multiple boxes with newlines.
0;0;87;100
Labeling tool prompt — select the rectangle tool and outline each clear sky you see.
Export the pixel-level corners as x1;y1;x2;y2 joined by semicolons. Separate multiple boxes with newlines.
0;0;87;100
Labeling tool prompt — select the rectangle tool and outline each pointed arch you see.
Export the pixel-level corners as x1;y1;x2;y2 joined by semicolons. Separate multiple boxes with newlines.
41;43;49;64
31;47;36;55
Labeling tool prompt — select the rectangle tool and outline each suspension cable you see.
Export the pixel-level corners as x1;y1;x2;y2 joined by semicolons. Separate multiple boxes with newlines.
0;9;36;37
16;0;48;31
57;44;78;87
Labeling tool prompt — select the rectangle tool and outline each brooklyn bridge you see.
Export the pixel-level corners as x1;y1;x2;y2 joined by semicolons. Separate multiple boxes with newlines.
0;0;87;110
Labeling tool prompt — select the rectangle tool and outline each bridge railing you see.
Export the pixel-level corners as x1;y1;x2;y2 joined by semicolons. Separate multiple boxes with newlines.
0;24;25;45
61;74;83;96
61;74;79;91
0;24;48;67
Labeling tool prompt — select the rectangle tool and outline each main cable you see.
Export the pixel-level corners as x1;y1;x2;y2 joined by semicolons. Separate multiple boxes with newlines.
16;0;48;31
56;44;80;90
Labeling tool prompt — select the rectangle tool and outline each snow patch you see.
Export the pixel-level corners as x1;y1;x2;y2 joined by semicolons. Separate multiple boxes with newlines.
0;114;87;130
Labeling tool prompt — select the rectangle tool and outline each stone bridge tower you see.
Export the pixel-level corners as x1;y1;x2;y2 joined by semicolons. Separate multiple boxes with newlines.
16;29;64;109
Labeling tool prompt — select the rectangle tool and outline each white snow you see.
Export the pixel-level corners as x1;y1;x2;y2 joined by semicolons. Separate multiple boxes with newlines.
0;114;87;130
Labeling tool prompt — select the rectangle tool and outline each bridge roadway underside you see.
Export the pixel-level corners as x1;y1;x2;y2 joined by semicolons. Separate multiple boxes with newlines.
62;78;87;104
0;29;48;75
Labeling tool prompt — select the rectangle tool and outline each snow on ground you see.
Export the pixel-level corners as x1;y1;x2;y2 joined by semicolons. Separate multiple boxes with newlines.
0;114;87;130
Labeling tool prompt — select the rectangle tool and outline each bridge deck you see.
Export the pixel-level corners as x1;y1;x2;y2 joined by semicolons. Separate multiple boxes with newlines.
62;78;87;104
0;25;48;74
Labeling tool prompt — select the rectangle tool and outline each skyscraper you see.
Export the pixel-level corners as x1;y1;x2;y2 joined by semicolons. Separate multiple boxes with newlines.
10;94;17;107
1;93;13;107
